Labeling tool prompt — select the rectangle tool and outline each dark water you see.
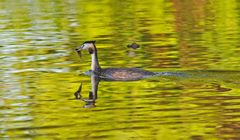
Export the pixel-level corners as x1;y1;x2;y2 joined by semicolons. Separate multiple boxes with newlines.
1;0;240;139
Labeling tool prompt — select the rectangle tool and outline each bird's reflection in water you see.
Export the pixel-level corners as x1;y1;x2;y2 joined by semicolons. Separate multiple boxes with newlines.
74;74;100;108
74;71;234;108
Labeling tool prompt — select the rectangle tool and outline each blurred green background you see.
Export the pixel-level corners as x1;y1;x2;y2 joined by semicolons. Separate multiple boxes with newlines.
1;0;240;139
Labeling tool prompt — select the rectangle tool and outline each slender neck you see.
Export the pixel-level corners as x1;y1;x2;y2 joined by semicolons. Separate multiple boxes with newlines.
91;45;101;72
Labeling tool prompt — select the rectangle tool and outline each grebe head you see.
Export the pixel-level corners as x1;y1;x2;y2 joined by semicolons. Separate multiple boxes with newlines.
75;40;96;56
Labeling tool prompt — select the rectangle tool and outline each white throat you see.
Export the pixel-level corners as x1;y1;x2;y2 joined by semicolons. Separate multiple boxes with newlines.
89;47;101;72
91;53;96;71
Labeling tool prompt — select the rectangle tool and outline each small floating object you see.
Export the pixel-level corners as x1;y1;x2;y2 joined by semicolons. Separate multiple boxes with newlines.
127;42;140;49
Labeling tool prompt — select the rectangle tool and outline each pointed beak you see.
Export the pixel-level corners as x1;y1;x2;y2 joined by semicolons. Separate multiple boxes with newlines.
75;45;83;57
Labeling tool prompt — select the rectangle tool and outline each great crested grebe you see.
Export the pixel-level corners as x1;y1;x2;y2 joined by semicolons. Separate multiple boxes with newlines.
75;41;157;81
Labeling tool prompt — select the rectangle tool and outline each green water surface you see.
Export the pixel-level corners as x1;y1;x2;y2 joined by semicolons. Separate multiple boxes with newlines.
1;0;240;139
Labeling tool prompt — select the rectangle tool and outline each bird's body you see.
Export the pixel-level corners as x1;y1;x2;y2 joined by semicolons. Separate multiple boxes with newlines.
95;68;156;81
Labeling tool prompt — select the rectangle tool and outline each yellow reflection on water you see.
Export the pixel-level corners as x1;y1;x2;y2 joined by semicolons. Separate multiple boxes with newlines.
1;0;240;139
